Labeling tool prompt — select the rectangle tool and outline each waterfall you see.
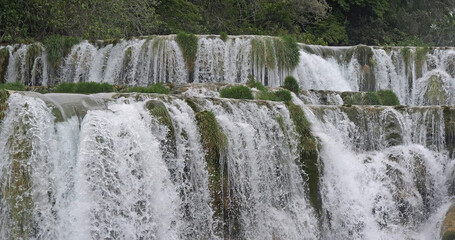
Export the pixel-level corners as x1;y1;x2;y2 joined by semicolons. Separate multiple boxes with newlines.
2;34;455;239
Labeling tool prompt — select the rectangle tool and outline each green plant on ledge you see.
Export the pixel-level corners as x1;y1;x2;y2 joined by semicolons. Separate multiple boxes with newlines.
377;90;400;106
283;76;300;93
176;32;198;73
220;85;254;99
54;82;115;94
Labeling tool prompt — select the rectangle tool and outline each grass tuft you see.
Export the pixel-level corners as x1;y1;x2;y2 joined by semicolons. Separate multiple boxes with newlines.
283;75;299;93
54;82;115;94
363;91;382;105
43;35;81;68
220;85;254;99
0;82;26;91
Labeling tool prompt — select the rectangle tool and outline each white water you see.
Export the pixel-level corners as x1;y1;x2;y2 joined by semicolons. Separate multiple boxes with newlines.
293;95;452;239
4;35;455;106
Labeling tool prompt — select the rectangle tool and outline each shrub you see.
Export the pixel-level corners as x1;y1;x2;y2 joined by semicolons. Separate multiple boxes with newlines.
220;32;228;42
274;89;292;102
54;82;115;94
283;76;299;93
363;92;382;105
127;83;170;94
0;81;26;91
220;85;253;99
377;90;400;106
176;32;198;72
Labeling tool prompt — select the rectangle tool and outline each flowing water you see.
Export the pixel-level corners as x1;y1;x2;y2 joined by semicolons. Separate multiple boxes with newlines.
1;35;455;239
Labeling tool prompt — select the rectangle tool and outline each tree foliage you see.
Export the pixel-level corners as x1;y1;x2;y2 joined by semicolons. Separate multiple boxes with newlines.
2;0;455;46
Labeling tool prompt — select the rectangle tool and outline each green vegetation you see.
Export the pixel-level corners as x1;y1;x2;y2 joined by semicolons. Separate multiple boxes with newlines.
286;102;320;216
54;82;115;94
251;36;300;71
176;32;198;73
0;48;9;83
363;92;382;105
0;89;9;122
127;83;170;94
377;90;400;106
220;85;253;100
195;110;228;226
0;81;26;91
2;0;455;46
220;32;228;42
442;231;455;240
43;35;81;68
273;89;292;102
342;91;386;106
283;76;300;93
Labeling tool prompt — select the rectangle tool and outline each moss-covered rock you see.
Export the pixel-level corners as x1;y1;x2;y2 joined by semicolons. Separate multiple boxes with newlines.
355;45;376;91
443;107;455;158
0;89;9;122
442;205;455;240
195;111;229;234
176;32;198;81
2;105;35;238
0;48;10;84
425;74;447;105
146;100;177;164
286;102;321;217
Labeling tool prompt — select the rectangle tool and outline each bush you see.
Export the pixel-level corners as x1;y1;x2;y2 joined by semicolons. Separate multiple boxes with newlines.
274;89;292;102
363;92;382;105
283;76;299;93
127;83;170;94
54;82;115;94
220;85;253;99
176;32;198;72
280;36;300;69
377;90;400;106
0;81;26;91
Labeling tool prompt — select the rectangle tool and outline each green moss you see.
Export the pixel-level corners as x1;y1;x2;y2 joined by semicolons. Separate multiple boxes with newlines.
251;36;300;71
443;107;455;158
0;81;26;91
442;231;455;240
220;32;228;42
220;85;253;99
2;110;35;238
54;82;115;94
176;32;198;73
0;89;9;122
257;89;279;101
195;111;228;227
146;100;174;134
377;90;400;106
0;48;10;84
425;75;446;105
283;76;299;93
127;83;170;94
415;46;429;77
363;92;382;105
184;98;200;112
401;47;411;61
25;44;42;82
286;102;320;216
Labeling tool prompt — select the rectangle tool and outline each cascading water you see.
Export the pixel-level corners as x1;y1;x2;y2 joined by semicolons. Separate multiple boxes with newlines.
2;34;455;240
3;35;455;107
